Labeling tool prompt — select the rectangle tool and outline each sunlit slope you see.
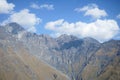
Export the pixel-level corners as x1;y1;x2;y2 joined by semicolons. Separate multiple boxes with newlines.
80;40;120;80
0;43;69;80
96;56;120;80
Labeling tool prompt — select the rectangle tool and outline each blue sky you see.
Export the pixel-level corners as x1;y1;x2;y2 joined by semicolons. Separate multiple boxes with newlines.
0;0;120;42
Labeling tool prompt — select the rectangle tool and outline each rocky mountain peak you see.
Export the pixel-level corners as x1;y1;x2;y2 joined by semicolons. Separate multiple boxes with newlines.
83;37;99;42
56;34;78;45
5;22;25;34
57;34;78;40
83;37;100;46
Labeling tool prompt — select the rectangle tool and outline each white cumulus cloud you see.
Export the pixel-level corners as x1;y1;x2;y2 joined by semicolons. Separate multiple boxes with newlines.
75;4;107;19
2;9;41;32
0;0;15;14
30;3;54;10
45;19;119;42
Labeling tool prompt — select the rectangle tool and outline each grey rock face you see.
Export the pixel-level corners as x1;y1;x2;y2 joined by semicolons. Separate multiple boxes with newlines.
0;23;120;80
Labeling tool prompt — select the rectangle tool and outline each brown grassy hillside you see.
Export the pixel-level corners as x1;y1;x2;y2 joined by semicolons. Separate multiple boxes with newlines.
80;41;120;80
96;56;120;80
0;42;69;80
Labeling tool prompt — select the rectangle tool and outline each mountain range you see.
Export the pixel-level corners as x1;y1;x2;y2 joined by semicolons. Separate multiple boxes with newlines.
0;22;120;80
